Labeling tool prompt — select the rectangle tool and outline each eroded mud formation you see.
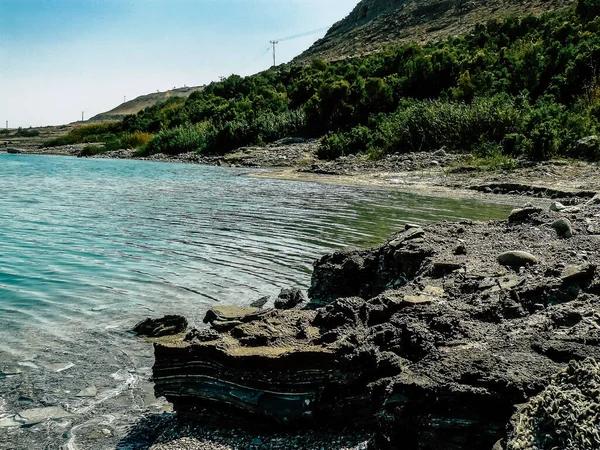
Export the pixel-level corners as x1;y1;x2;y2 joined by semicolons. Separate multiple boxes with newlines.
152;198;600;449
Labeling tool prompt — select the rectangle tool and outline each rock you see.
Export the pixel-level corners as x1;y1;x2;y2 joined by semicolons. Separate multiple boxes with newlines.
43;362;75;373
508;207;543;223
561;263;596;284
76;386;98;398
432;148;447;158
551;218;573;238
497;251;538;266
6;148;22;154
133;315;188;337
250;296;270;308
550;201;566;212
203;306;261;324
572;135;599;157
0;416;22;428
152;202;600;449
505;358;600;450
274;288;305;310
453;244;467;255
18;406;73;426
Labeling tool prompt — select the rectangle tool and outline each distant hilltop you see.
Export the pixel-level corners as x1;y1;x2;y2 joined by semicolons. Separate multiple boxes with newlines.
295;0;574;62
89;85;204;122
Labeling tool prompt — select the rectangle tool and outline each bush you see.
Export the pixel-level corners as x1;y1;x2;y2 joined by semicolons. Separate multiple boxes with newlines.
79;145;105;157
15;127;40;137
121;132;153;149
376;98;520;154
145;123;209;155
577;0;600;21
43;122;121;147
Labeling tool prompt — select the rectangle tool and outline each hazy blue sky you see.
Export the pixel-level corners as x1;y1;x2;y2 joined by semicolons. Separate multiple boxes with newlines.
0;0;359;128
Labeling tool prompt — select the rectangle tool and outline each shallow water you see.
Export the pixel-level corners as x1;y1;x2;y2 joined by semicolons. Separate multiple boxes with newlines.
0;154;512;449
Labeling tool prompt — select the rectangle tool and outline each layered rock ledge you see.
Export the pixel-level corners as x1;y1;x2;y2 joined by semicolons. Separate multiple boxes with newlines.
152;198;600;449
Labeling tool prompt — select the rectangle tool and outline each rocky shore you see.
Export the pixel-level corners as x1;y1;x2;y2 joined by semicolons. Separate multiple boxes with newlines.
145;197;600;449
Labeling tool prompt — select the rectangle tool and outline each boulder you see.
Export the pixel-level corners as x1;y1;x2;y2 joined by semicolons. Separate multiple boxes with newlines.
133;315;188;337
508;207;543;223
551;217;573;238
274;288;305;310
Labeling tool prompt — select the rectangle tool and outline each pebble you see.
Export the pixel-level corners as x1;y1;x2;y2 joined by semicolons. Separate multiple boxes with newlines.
550;201;566;212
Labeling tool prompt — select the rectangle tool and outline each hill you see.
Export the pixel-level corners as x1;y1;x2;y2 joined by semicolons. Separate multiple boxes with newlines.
295;0;574;62
89;86;204;122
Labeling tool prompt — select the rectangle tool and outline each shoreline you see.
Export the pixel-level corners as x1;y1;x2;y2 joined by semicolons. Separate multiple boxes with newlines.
4;139;599;208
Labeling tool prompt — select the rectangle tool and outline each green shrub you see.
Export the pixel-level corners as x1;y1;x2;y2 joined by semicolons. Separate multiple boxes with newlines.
145;123;209;155
577;0;600;21
376;98;520;155
15;127;40;137
318;126;374;160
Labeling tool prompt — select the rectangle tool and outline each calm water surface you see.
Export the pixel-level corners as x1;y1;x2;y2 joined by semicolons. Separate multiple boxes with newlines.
0;154;512;448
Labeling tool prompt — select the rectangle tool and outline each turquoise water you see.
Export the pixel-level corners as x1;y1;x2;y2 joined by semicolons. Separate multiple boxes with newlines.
0;153;512;448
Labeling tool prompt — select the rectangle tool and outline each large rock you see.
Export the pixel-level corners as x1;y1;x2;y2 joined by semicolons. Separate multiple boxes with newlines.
551;217;573;238
274;287;305;310
152;204;600;449
504;358;600;450
133;315;187;337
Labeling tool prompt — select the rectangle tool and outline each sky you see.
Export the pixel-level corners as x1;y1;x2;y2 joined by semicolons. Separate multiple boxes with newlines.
0;0;360;128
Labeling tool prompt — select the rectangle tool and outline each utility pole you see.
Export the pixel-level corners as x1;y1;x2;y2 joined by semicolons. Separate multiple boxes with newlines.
124;95;126;103
270;40;279;67
81;111;85;122
5;120;7;129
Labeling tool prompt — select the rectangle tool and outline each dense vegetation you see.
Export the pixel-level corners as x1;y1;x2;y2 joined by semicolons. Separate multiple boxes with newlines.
48;1;600;161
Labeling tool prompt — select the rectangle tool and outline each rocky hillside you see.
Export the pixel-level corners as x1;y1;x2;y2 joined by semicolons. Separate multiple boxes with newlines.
296;0;574;62
89;85;204;122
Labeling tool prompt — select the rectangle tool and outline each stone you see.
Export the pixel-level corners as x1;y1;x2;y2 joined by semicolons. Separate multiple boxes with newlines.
453;244;467;255
76;386;97;398
203;306;261;324
508;207;543;223
551;218;573;238
388;227;425;247
0;416;23;428
44;362;74;373
550;201;566;212
561;263;596;284
505;359;600;450
133;315;188;337
498;251;538;266
274;287;306;310
18;406;73;426
250;296;270;308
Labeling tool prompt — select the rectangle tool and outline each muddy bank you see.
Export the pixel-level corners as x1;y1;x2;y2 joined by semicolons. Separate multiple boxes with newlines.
144;197;600;449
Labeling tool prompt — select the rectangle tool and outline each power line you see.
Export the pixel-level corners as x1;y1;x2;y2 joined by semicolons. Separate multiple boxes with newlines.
275;26;330;42
270;26;331;66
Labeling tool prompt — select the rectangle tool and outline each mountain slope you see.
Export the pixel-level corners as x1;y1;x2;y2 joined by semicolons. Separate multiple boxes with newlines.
89;85;204;122
296;0;574;62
